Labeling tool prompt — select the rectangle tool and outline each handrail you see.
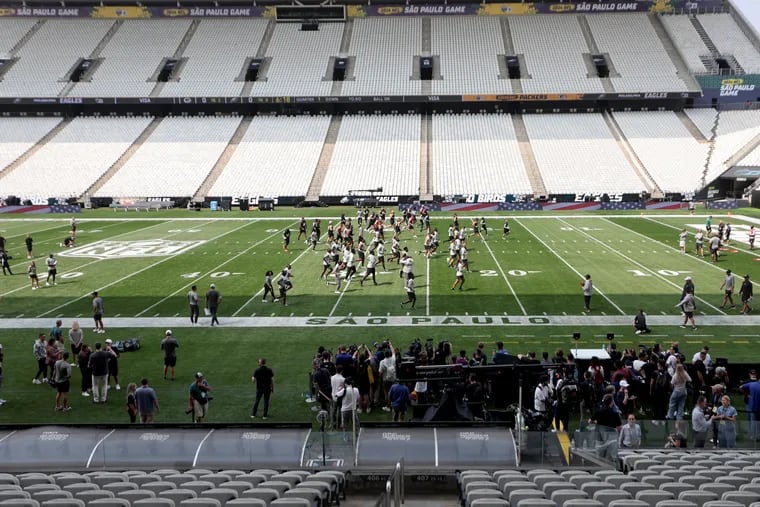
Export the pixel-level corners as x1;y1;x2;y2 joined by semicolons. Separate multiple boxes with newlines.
375;459;404;507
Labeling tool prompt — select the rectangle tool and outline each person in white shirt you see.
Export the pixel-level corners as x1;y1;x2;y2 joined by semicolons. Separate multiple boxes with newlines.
692;395;713;448
581;274;593;312
534;375;552;415
341;377;361;438
360;252;377;286
330;366;346;427
618;414;641;448
400;253;414;282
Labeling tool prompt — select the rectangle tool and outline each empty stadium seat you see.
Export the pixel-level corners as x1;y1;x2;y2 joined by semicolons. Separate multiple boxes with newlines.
132;499;175;507
198;489;237;504
39;499;85;507
722;491;760;506
509;489;545;505
178;500;221;507
157;490;197;504
239;489;278;505
466;489;504;507
469;500;508;507
84;499;129;507
0;500;40;507
594;489;632;507
225;500;266;507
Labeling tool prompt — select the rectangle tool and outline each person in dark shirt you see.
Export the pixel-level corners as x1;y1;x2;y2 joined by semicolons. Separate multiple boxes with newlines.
88;342;109;403
251;358;274;419
282;228;291;253
0;250;12;276
591;394;622;429
160;330;179;381
740;274;753;314
205;284;222;326
25;234;33;259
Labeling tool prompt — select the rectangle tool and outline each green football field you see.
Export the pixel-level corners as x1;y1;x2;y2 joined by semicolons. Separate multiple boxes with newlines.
1;208;760;424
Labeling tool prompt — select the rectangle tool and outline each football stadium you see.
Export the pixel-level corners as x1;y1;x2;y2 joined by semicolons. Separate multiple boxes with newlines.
2;0;760;504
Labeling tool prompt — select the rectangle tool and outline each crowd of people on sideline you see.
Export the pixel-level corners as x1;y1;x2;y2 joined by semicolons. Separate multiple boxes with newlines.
577;341;760;450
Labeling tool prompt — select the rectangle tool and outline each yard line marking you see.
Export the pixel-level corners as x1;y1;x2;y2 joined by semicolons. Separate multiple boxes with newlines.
138;224;288;317
232;229;327;316
559;218;726;315
613;217;760;288
426;255;431;316
6;221;129;271
38;221;252;318
0;219;188;299
481;236;527;315
515;218;626;315
647;215;760;260
329;275;354;317
0;220;205;297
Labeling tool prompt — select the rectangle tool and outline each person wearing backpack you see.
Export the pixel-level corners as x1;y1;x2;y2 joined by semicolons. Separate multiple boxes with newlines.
652;360;670;421
588;356;605;403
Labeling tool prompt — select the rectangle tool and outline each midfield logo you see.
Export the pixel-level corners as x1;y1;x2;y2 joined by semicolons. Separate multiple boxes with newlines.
60;240;204;260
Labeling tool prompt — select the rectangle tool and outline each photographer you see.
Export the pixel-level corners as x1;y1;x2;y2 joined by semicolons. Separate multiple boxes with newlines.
534;374;553;430
188;372;211;423
692;395;713;448
379;341;397;412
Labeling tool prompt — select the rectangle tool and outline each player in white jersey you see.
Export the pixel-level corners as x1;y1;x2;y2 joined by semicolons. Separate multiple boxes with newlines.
451;260;465;291
694;229;704;257
389;236;401;263
360;251;378;286
679;229;687;254
45;254;57;286
376;240;386;271
460;244;470;272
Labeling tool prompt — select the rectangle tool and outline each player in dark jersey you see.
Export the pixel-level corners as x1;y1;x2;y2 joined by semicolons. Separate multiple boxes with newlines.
282;228;290;253
25;234;33;259
297;217;307;241
480;218;488;238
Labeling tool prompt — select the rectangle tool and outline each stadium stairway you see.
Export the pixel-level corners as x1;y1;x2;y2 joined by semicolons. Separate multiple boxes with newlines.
241;19;276;96
676;111;711;143
512;114;546;198
8;19;45;56
724;131;760;168
701;110;721;188
83;116;163;198
0;117;71;182
499;18;523;93
602;111;663;198
330;19;355;96
193;116;253;202
59;20;123;97
419;113;433;201
305;115;342;202
653;14;715;91
576;16;616;94
151;19;200;97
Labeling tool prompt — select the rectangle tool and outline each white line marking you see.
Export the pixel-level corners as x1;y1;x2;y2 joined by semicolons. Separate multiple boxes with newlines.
0;431;17;444
137;225;285;317
433;427;439;468
481;236;527;315
86;429;115;468
232;229;326;316
192;429;215;467
515;218;626;315
329;275;353;317
642;216;760;287
426;255;431;317
38;221;249;318
560;218;726;315
0;220;188;299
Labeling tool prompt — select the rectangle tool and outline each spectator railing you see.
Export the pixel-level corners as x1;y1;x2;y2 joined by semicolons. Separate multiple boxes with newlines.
375;459;404;507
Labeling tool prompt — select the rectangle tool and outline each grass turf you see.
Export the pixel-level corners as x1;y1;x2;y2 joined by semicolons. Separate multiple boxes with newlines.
0;207;759;425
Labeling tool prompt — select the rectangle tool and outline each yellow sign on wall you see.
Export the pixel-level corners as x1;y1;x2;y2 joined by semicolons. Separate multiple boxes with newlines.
90;6;151;18
476;3;537;16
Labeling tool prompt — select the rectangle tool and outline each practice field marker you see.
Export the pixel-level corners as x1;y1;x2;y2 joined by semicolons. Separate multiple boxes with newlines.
0;219;192;300
480;237;527;315
516;218;626;316
619;217;760;288
559;218;726;315
232;229;329;316
138;225;287;317
37;221;250;318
